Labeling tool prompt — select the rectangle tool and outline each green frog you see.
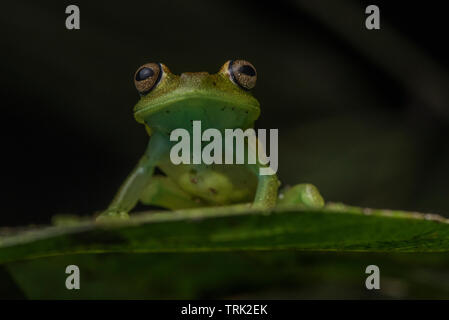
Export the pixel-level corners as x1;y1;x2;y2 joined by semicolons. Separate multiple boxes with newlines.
99;60;324;219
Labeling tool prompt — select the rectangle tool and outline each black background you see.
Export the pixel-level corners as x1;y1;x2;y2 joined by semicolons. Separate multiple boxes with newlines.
2;0;449;226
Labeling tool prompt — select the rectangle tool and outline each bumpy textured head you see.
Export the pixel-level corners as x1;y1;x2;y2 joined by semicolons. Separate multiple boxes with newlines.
132;60;261;133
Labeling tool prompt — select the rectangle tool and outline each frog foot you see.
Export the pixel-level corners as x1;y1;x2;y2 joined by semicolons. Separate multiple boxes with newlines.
277;183;324;208
96;209;130;222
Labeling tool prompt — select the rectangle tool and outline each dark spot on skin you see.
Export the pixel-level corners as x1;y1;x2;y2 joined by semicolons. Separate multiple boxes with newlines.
221;107;225;111
190;177;198;184
212;81;216;86
232;107;235;111
154;167;167;176
238;65;256;77
209;188;217;194
245;111;248;114
165;110;170;114
190;169;197;174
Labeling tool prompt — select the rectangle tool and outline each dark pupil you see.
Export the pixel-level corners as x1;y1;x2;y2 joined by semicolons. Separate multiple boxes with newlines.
136;67;154;81
238;65;255;77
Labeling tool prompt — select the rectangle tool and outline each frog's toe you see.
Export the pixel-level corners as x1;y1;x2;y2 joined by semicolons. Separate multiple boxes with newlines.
96;210;130;222
277;183;324;208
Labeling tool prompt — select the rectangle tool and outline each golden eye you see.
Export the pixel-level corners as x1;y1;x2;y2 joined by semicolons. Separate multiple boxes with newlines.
228;60;257;90
134;62;162;95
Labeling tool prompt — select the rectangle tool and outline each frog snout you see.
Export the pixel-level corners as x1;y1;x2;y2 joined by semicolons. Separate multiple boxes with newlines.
180;72;211;88
180;72;209;78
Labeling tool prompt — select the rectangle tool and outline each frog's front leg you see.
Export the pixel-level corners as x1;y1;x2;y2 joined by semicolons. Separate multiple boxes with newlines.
245;138;280;209
252;172;280;209
245;138;324;210
97;132;169;220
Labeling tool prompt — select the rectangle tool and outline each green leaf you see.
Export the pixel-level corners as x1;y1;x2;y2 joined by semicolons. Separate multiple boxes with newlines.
6;252;449;299
1;203;449;264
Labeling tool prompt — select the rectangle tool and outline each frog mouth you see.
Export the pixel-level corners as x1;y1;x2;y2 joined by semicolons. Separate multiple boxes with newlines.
133;92;260;123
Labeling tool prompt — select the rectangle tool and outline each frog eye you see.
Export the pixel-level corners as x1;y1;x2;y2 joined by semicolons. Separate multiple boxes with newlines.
228;60;257;90
134;62;162;95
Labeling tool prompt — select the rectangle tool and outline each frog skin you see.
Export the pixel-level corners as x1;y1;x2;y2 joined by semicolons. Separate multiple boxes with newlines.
99;60;324;219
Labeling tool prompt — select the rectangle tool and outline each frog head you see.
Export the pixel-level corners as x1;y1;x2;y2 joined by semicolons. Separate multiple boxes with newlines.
132;60;260;134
